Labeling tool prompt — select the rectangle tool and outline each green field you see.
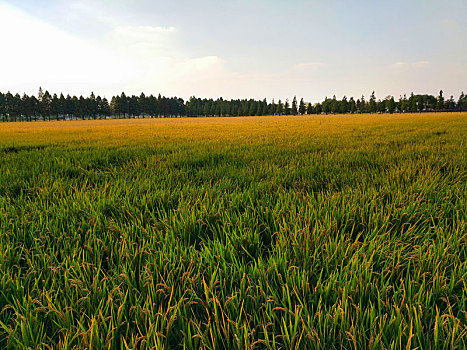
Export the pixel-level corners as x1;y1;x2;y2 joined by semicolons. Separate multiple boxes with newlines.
0;113;466;349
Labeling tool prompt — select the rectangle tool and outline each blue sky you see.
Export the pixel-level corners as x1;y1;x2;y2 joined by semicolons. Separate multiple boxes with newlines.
0;0;466;101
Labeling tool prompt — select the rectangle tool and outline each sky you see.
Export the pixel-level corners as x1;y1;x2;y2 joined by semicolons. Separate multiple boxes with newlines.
0;0;466;101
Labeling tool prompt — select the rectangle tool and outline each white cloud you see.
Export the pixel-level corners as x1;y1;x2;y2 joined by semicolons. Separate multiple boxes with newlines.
0;2;328;99
0;2;135;96
393;61;430;68
175;56;225;77
105;24;178;67
159;60;326;99
114;25;176;42
413;61;430;67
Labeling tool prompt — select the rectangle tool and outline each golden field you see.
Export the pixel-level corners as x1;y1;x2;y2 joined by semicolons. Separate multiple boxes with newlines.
1;112;466;147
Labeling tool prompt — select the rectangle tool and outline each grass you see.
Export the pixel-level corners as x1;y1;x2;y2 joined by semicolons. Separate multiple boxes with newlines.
0;113;466;349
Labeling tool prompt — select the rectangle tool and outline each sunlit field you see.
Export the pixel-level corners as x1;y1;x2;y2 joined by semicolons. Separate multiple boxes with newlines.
0;113;466;349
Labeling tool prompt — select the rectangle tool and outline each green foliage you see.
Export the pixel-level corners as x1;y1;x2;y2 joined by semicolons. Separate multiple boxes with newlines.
291;96;298;115
298;98;306;115
276;99;283;115
0;89;465;122
284;99;290;115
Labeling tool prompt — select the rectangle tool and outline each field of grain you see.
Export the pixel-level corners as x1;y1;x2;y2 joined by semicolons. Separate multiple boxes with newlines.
0;113;466;349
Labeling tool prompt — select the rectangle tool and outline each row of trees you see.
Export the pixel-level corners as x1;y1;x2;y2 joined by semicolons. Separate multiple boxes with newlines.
110;93;185;118
317;91;464;114
0;89;112;122
188;91;467;117
0;89;188;122
1;88;466;121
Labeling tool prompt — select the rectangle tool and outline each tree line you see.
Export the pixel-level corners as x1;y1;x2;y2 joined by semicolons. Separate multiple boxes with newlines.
0;88;466;121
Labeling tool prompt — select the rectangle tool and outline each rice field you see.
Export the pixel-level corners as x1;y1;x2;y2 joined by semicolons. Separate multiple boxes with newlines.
0;113;466;349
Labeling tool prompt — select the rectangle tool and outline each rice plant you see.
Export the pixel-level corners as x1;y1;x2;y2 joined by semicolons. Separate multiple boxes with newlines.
0;113;466;349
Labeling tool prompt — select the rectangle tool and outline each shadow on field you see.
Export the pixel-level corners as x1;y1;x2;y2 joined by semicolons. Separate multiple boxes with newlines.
1;145;48;154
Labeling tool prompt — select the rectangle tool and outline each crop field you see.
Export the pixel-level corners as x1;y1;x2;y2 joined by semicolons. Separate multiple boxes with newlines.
0;113;466;349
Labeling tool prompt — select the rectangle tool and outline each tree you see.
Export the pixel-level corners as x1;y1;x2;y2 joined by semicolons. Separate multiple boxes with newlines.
276;99;283;115
137;92;146;117
4;92;13;121
65;95;75;119
248;100;256;116
458;92;467;111
408;93;416;113
340;96;348;114
377;99;385;113
330;95;338;114
306;102;313;115
237;103;245;116
291;96;298;115
223;99;230;116
38;87;44;102
445;96;455;111
51;93;60;120
78;96;87;119
400;94;408;113
262;98;267;116
369;91;376;113
270;99;276;115
120;92;129;117
203;100;211;116
58;93;66;118
314;102;322;114
9;93;22;121
71;96;79;119
322;97;331;114
22;94;32;121
298;98;306;115
415;95;425;113
349;97;356;113
95;95;102;118
210;99;217;116
159;95;169;117
110;96;119;117
256;100;263;116
0;92;5;122
89;92;98;119
41;90;52;120
29;95;39;121
284;99;290;115
385;96;396;114
436;90;444;111
148;95;159;117
129;95;139;117
101;98;110;117
357;95;366;113
215;99;221;117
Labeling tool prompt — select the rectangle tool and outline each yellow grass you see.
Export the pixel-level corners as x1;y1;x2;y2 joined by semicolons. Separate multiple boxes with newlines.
1;112;466;148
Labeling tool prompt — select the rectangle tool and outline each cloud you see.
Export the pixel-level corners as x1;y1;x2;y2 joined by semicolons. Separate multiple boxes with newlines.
106;24;178;61
159;60;326;99
0;3;135;96
393;61;430;68
292;62;324;70
177;56;224;74
413;61;430;67
114;25;176;41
